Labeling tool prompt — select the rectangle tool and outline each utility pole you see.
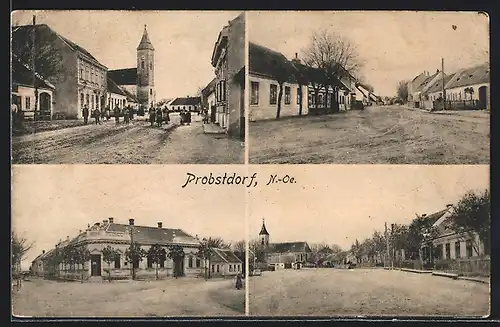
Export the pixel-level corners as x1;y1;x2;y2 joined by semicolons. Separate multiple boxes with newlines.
441;58;445;110
391;223;395;269
129;224;135;280
31;15;39;118
385;222;390;269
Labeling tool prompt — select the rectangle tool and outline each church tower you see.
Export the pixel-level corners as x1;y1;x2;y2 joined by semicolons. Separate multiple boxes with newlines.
137;24;155;107
259;218;270;247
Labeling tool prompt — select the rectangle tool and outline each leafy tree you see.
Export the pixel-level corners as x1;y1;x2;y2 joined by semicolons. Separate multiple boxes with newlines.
350;239;362;263
446;189;490;256
125;242;146;280
147;244;167;280
102;245;120;282
11;231;34;276
397;80;409;103
167;245;185;278
197;238;214;280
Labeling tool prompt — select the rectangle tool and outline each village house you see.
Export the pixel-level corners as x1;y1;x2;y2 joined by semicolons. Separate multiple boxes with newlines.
407;70;442;109
168;97;201;112
210;13;246;138
257;219;312;270
106;77;128;110
107;25;156;110
31;218;242;280
12;24;108;120
11;54;56;120
442;63;490;110
201;78;217;123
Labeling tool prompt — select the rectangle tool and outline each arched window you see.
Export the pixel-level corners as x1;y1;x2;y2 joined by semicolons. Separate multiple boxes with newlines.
150;89;153;95
149;62;153;70
141;60;145;69
86;94;90;105
80;93;84;107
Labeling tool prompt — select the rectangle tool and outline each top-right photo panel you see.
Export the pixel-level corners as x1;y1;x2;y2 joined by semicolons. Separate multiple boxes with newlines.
247;11;490;165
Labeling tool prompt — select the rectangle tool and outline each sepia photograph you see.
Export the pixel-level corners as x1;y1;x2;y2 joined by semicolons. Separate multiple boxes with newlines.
247;165;490;316
11;10;245;164
247;11;490;164
11;166;246;317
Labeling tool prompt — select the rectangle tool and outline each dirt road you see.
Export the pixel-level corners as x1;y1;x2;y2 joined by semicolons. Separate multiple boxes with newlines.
12;114;244;164
249;106;490;164
249;268;490;316
12;277;245;317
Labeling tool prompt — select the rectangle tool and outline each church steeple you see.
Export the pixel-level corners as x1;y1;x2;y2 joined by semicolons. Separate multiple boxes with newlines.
259;218;269;246
137;24;154;51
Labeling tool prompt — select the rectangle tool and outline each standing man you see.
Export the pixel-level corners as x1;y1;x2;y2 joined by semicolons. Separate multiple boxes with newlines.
114;105;120;125
93;108;101;125
11;98;19;129
149;106;156;127
82;104;89;125
123;106;130;125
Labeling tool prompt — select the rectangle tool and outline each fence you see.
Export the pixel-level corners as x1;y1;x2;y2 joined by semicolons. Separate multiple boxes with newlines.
434;257;490;277
433;99;483;111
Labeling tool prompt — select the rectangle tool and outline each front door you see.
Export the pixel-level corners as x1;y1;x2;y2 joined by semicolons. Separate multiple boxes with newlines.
478;86;487;109
210;105;216;123
90;254;101;276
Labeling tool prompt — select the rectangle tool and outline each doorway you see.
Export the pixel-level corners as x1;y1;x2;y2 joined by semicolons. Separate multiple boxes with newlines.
478;86;487;109
90;254;101;276
210;105;216;123
173;257;184;277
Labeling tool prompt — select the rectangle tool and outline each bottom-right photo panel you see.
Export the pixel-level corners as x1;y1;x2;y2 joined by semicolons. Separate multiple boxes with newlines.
247;165;490;317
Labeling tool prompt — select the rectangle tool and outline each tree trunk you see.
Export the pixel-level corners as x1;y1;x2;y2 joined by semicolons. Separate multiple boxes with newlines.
314;89;319;115
298;85;303;116
156;262;159;280
276;83;284;119
108;263;111;282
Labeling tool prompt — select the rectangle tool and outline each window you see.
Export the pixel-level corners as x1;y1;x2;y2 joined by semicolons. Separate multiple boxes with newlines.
211;265;215;273
188;106;191;111
216;265;220;273
270;84;277;105
150;89;152;95
297;87;301;105
455;242;461;259
435;244;443;259
86;94;90;105
318;94;324;107
237;265;240;272
466;240;473;257
150;62;152;70
284;86;291;104
221;80;226;101
250;81;259;105
25;97;31;110
229;265;233;272
141;60;145;69
80;93;84;107
445;243;451;260
114;255;121;269
196;258;201;268
80;68;83;79
188;256;193;268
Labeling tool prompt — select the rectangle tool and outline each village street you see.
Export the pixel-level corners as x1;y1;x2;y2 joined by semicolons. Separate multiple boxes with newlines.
11;114;244;164
249;268;490;316
249;105;490;164
12;277;245;317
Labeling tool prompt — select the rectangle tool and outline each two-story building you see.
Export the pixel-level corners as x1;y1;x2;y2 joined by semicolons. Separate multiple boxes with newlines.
201;78;217;123
210;13;245;139
12;24;108;119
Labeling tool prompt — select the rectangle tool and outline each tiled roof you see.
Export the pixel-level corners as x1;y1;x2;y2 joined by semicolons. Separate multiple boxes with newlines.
211;248;243;264
108;68;137;86
13;24;106;69
106;223;200;246
444;63;489;89
268;242;311;254
414;72;440;92
170;97;201;106
11;55;55;90
121;87;138;102
249;42;296;83
423;74;453;95
107;77;127;96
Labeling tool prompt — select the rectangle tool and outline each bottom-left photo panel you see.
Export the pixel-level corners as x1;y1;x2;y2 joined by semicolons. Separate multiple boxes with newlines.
11;165;247;318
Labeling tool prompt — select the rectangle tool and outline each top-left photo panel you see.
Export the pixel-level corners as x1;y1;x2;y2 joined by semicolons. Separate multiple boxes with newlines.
11;10;246;164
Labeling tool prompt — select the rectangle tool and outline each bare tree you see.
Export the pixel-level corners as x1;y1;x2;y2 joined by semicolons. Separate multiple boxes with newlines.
232;240;246;253
301;29;362;114
11;231;34;274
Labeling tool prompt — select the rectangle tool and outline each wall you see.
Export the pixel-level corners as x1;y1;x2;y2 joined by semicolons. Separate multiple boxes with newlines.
432;232;484;259
107;92;127;109
249;74;308;121
77;56;107;119
226;13;245;137
13;85;54;118
447;83;490;109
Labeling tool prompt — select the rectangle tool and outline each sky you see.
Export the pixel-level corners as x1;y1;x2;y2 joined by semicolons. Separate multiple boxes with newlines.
248;11;489;97
12;10;242;100
12;166;246;270
248;165;489;250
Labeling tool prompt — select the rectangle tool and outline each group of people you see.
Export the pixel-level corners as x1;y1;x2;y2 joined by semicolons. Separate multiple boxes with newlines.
148;106;170;127
82;104;135;125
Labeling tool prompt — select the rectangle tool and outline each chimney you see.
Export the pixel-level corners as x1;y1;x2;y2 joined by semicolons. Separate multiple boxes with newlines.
446;204;453;208
422;214;427;217
103;219;108;225
129;218;135;226
436;69;440;74
158;222;163;228
109;217;114;224
295;53;298;59
42;250;45;254
66;236;70;241
96;222;100;227
79;230;82;234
